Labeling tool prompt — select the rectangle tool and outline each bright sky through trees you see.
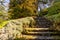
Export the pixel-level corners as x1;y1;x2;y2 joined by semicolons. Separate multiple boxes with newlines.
3;0;10;11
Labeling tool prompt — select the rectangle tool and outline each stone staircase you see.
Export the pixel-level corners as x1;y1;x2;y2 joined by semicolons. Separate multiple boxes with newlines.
21;27;60;40
20;17;60;40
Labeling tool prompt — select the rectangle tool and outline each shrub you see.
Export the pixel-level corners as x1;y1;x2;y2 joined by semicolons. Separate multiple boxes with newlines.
45;2;60;16
44;2;60;30
46;13;60;30
54;0;60;3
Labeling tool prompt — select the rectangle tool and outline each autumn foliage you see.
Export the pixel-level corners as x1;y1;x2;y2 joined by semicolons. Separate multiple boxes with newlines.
9;0;38;19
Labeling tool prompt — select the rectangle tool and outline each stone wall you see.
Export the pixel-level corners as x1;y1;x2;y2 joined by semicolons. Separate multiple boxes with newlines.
0;17;35;40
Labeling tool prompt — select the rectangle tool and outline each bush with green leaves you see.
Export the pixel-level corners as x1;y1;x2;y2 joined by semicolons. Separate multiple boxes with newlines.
54;0;60;3
43;2;60;30
45;2;60;22
45;2;60;16
46;13;60;30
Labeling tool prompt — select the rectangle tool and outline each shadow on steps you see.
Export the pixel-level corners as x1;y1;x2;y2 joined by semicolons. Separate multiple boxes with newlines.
33;16;53;28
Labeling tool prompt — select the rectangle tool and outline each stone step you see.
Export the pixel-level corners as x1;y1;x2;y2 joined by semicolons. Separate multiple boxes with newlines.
24;28;60;32
22;32;60;36
23;32;57;34
22;28;60;36
27;30;60;32
25;29;60;32
24;28;49;31
22;28;60;40
20;35;60;40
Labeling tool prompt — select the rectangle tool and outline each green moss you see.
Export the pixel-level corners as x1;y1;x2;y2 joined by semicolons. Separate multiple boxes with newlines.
0;21;9;29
